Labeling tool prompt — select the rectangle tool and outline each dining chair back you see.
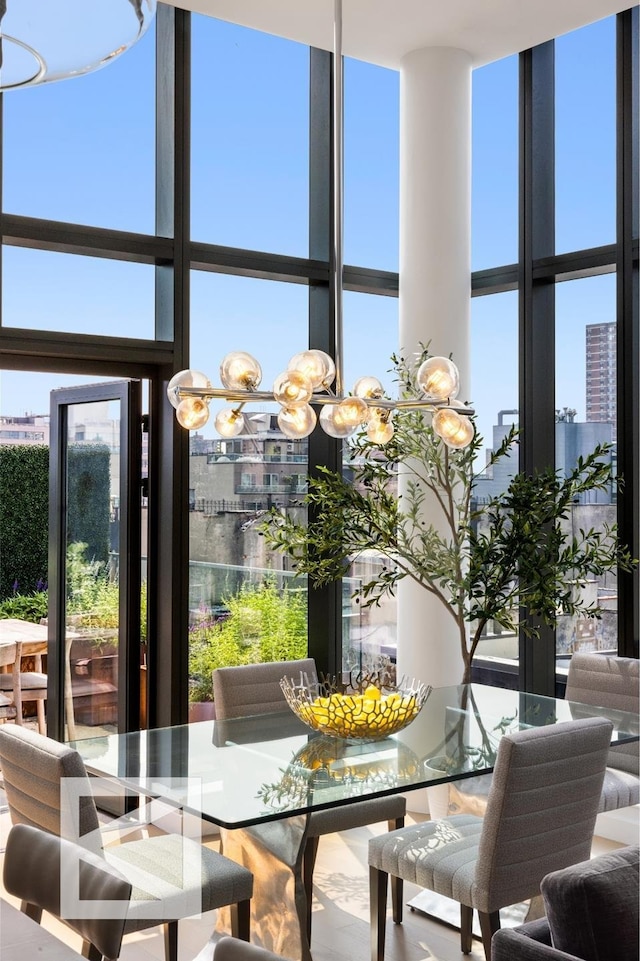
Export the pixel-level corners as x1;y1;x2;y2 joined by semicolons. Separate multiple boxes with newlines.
212;658;406;940
212;658;317;717
566;653;639;792
0;713;101;844
368;716;613;961
0;724;253;961
4;823;131;961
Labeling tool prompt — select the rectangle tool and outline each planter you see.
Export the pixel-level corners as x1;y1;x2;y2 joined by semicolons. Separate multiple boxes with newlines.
189;701;216;723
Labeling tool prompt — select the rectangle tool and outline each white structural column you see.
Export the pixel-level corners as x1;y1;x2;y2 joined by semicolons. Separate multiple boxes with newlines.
397;47;472;690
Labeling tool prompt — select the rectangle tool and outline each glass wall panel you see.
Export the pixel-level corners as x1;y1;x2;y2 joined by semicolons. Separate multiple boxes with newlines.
471;55;519;271
470;291;519;668
555;18;616;253
2;23;155;233
555;274;618;669
188;272;309;718
1;247;155;338
344;59;399;271
342;291;398;674
191;17;309;256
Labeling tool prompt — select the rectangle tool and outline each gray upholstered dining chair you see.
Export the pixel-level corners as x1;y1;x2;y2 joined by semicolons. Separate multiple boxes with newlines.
368;716;613;961
0;724;254;961
448;653;640;819
4;822;132;961
212;659;406;940
565;652;639;811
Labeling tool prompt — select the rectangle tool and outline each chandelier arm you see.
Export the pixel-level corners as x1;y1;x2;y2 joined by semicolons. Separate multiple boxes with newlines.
177;386;474;416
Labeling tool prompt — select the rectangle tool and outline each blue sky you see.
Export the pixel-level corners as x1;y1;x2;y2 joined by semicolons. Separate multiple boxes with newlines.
0;12;618;450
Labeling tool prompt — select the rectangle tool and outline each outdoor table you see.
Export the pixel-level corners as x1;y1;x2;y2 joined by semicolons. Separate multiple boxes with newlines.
74;682;639;961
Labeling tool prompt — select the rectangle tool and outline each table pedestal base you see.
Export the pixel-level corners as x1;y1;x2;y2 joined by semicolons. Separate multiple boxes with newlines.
215;816;311;961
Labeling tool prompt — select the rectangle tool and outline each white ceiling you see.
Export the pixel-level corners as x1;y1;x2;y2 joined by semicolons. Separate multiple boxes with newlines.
166;0;636;68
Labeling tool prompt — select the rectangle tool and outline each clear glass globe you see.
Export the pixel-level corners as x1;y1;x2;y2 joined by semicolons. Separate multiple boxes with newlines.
319;404;358;439
166;369;210;409
273;370;313;408
176;397;210;430
432;408;474;448
214;408;245;438
337;397;369;427
366;412;394;444
277;404;317;439
287;350;336;390
416;357;460;402
352;375;384;400
220;351;262;391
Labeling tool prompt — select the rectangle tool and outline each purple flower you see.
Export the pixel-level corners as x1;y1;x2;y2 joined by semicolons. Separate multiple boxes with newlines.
12;580;19;594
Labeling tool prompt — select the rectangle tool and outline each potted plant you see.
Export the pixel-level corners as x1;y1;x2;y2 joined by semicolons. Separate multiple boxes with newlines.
261;348;637;684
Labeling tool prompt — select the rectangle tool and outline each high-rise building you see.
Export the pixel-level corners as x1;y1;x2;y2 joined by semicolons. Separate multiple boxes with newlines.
586;322;616;440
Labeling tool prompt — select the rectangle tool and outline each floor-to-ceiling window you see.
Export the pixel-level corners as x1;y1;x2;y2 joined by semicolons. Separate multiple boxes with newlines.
0;6;637;737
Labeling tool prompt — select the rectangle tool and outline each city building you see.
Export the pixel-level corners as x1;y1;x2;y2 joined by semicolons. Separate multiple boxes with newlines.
586;321;617;439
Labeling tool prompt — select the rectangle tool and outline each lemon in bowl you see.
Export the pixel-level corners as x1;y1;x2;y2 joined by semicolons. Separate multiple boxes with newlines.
280;674;431;741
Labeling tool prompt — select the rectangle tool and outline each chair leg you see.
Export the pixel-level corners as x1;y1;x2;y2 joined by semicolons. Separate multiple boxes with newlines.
387;816;404;924
230;899;251;941
36;699;46;736
390;875;403;924
80;941;101;961
478;910;500;961
460;904;473;954
303;836;320;943
22;902;42;923
163;921;178;961
370;866;389;961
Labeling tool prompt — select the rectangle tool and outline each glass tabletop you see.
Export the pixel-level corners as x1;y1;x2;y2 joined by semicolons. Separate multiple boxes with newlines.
74;683;639;829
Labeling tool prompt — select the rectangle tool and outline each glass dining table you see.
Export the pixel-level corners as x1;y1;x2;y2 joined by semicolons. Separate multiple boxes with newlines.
74;683;639;961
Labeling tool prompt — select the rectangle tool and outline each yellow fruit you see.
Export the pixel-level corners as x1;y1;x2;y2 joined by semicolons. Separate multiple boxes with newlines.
363;684;381;700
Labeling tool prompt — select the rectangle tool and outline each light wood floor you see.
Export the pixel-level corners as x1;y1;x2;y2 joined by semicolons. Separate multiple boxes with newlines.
0;756;621;961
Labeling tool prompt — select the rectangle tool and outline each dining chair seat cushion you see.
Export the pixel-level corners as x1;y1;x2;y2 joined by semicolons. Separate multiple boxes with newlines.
541;845;639;961
107;833;254;932
0;671;47;690
598;766;640;812
369;814;483;904
307;794;406;837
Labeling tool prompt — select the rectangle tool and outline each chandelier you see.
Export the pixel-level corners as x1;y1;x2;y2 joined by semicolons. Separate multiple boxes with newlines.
167;0;474;450
0;0;157;91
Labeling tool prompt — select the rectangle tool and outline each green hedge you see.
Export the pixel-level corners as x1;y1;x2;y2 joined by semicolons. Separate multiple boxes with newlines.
0;443;111;601
0;445;49;599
